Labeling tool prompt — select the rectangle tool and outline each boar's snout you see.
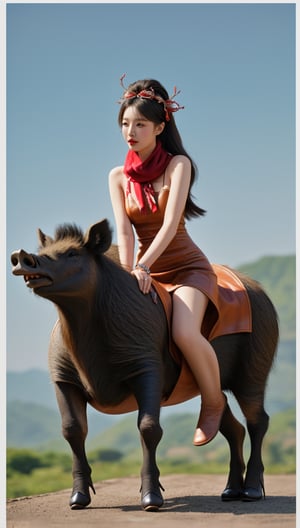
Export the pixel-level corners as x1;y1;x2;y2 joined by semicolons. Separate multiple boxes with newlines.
11;249;36;275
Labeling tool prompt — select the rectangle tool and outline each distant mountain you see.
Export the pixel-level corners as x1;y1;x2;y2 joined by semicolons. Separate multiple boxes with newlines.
7;369;57;409
7;400;61;448
238;255;295;340
7;400;118;450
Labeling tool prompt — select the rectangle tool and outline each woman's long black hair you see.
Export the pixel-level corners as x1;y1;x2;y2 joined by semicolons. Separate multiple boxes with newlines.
118;79;206;219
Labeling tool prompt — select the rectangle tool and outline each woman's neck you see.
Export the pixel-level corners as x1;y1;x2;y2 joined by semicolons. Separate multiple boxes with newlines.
135;141;157;162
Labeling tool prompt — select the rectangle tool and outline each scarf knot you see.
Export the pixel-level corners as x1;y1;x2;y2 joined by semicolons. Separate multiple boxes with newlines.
123;141;172;213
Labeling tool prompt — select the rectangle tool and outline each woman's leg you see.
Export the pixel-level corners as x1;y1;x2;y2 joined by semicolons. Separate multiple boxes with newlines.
172;286;226;446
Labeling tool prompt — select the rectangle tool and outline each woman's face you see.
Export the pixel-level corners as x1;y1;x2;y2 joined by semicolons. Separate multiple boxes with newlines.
121;106;164;160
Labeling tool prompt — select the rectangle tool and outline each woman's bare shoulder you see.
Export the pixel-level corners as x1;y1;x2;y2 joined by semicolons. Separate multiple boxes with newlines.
109;165;124;177
169;154;191;167
109;165;124;186
167;155;191;183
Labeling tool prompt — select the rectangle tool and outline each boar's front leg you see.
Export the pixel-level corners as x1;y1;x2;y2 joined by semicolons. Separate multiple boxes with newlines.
129;370;164;512
54;381;96;509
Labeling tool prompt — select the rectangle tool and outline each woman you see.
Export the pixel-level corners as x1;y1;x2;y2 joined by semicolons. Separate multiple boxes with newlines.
109;76;226;446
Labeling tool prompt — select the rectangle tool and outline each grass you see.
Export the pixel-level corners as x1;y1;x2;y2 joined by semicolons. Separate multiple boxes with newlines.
7;456;295;499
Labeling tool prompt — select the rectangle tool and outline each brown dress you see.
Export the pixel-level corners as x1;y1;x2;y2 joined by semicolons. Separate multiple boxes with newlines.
126;183;252;340
126;185;220;324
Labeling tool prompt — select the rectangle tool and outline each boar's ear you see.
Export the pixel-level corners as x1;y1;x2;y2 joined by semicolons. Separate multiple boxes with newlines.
85;219;112;254
37;228;53;248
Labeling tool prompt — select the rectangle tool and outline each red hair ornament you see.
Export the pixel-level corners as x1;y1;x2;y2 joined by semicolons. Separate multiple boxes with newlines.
119;74;184;122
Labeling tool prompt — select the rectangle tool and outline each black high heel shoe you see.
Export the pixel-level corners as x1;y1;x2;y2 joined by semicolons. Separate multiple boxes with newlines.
221;486;243;501
140;482;165;511
242;478;265;501
69;483;96;509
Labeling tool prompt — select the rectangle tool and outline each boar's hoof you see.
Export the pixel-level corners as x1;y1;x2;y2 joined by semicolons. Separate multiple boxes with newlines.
241;484;265;501
141;490;164;512
69;491;91;509
221;487;243;501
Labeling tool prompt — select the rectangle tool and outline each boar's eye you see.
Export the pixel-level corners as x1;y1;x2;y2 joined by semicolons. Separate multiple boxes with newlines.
66;249;79;258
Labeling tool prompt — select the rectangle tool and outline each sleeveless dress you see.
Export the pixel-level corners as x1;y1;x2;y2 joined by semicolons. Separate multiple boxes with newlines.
125;183;220;327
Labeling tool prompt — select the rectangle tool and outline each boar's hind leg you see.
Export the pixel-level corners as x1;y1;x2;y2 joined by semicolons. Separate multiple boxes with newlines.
54;381;95;509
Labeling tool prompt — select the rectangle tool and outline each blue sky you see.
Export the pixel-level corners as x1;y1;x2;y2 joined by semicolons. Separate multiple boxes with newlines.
6;2;295;372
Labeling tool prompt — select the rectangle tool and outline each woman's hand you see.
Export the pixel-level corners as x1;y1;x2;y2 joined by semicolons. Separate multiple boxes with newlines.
131;268;152;294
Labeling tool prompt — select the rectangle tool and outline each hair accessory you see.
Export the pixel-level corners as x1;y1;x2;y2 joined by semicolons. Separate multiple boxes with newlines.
119;74;184;121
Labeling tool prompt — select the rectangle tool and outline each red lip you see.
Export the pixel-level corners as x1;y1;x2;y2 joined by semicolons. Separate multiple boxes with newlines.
128;139;138;145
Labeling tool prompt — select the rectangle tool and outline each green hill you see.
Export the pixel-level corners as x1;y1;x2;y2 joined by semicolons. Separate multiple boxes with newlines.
7;401;60;448
7;400;118;450
238;255;295;339
83;408;296;473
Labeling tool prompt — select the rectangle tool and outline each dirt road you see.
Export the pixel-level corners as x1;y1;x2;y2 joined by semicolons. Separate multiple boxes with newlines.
7;474;296;528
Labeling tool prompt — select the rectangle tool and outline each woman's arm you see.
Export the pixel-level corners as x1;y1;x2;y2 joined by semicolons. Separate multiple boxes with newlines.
108;166;135;271
138;154;191;270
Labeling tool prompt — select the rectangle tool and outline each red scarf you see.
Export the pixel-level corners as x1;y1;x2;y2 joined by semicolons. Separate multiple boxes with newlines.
124;141;172;213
